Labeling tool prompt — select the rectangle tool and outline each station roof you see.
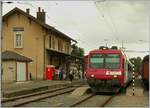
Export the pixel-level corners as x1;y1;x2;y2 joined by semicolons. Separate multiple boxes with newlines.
46;48;83;60
2;51;32;62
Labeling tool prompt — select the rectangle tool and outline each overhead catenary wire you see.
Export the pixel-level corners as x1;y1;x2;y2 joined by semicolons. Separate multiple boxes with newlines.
124;50;149;53
94;1;119;43
101;2;119;42
104;2;119;42
95;1;149;51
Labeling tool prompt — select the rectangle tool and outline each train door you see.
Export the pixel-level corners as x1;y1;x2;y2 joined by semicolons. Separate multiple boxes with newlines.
124;60;128;83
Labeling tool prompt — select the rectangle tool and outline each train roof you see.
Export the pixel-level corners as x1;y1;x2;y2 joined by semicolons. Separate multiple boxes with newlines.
89;49;121;54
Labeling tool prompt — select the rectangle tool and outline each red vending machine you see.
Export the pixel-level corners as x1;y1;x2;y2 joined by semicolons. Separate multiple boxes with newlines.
46;65;54;80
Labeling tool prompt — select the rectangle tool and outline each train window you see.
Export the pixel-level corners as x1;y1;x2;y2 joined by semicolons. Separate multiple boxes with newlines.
105;54;120;69
90;54;104;68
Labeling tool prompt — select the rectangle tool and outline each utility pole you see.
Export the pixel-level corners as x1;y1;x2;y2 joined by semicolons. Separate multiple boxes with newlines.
121;40;126;51
104;39;108;47
122;40;124;49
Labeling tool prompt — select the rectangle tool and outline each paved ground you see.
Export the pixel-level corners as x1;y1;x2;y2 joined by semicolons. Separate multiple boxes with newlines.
106;91;149;107
108;78;149;107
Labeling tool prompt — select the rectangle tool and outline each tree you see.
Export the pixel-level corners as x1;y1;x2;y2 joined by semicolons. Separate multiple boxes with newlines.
71;44;84;57
129;56;142;75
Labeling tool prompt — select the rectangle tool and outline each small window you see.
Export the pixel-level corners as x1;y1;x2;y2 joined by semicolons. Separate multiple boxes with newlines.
49;36;51;48
14;32;23;48
53;37;55;49
58;39;61;51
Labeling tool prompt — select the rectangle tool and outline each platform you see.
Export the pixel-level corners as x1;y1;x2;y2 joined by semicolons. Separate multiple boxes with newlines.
2;80;85;98
70;86;90;97
126;79;144;96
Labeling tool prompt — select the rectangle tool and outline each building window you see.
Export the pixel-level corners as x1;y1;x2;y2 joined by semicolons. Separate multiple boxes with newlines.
60;40;63;51
58;39;62;51
49;36;51;48
53;37;55;49
14;32;23;48
67;43;69;54
65;44;67;53
62;42;64;52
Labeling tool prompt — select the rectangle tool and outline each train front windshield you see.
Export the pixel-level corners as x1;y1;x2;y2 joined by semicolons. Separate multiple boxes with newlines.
90;54;104;68
90;54;120;69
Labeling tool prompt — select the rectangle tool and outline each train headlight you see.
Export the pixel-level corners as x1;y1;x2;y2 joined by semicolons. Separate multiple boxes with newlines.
117;71;122;75
106;72;110;75
91;74;94;77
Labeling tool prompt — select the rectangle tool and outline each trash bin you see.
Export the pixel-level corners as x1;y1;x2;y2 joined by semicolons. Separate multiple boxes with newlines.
46;65;54;80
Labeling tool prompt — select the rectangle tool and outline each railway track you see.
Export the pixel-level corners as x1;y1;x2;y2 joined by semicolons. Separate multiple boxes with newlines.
100;95;116;107
68;91;119;107
2;83;119;107
2;84;83;107
69;94;95;107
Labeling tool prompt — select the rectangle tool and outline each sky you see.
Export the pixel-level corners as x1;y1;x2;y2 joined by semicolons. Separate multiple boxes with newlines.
2;0;149;59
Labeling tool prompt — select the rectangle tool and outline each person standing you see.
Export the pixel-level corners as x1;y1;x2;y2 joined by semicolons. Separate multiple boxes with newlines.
62;69;66;80
57;68;61;80
60;68;64;80
69;69;74;82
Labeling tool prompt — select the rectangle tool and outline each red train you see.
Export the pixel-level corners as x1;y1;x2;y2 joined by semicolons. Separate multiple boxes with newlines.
142;55;149;90
84;46;133;92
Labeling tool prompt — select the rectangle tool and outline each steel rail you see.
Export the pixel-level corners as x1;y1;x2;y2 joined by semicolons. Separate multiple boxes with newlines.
69;94;95;107
100;92;119;107
100;95;115;107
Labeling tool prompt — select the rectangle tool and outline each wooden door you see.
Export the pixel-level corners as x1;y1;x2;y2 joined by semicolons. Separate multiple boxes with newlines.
17;62;26;81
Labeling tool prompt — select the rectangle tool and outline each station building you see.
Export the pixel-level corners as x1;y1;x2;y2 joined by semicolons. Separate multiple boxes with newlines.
2;7;79;82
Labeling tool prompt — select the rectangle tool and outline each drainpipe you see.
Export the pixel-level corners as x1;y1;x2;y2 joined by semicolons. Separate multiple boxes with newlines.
43;34;46;80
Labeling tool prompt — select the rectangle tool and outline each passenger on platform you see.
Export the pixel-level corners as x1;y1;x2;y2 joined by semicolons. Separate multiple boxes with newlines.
58;68;61;80
60;68;64;80
69;69;74;82
54;66;58;80
78;72;81;79
79;70;82;79
62;69;66;80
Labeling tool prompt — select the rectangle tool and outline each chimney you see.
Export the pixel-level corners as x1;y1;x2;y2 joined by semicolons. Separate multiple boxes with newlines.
36;7;46;23
26;8;30;14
